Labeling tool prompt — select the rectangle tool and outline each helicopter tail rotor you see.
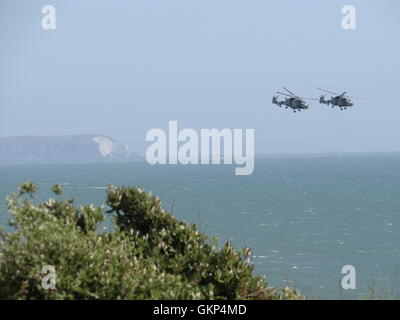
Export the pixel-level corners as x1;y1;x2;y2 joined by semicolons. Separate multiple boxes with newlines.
272;95;281;106
319;95;330;105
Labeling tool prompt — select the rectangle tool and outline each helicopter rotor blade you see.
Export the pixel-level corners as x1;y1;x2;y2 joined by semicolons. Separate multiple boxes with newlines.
277;91;294;97
339;92;366;100
347;96;365;100
300;97;318;101
317;88;339;95
282;87;297;97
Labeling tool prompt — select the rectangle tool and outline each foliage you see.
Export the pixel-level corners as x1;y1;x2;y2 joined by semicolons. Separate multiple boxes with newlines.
0;182;303;300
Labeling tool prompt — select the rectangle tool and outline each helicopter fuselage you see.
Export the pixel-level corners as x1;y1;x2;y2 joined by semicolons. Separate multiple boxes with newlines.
331;95;353;107
273;97;309;110
320;95;353;109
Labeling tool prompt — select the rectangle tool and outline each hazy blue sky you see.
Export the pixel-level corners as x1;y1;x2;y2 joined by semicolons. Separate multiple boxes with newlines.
1;0;399;154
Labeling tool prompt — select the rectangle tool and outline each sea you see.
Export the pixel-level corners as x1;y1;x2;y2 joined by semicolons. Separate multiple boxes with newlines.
1;153;400;299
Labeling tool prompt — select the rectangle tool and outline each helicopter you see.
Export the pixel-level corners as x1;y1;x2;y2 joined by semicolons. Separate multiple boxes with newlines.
317;88;360;110
272;87;317;113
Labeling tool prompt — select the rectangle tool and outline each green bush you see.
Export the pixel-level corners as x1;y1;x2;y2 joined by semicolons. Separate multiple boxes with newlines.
0;182;303;300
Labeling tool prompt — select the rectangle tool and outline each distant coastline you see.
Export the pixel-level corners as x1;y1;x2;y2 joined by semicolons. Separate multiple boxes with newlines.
0;134;135;162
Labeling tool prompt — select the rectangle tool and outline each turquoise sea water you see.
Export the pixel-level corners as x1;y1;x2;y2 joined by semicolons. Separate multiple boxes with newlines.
1;154;400;299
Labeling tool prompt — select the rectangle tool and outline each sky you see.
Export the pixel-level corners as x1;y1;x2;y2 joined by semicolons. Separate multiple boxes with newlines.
0;0;399;154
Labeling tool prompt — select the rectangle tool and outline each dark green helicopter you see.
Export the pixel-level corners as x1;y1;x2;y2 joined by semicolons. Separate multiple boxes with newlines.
272;87;317;113
318;88;362;110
